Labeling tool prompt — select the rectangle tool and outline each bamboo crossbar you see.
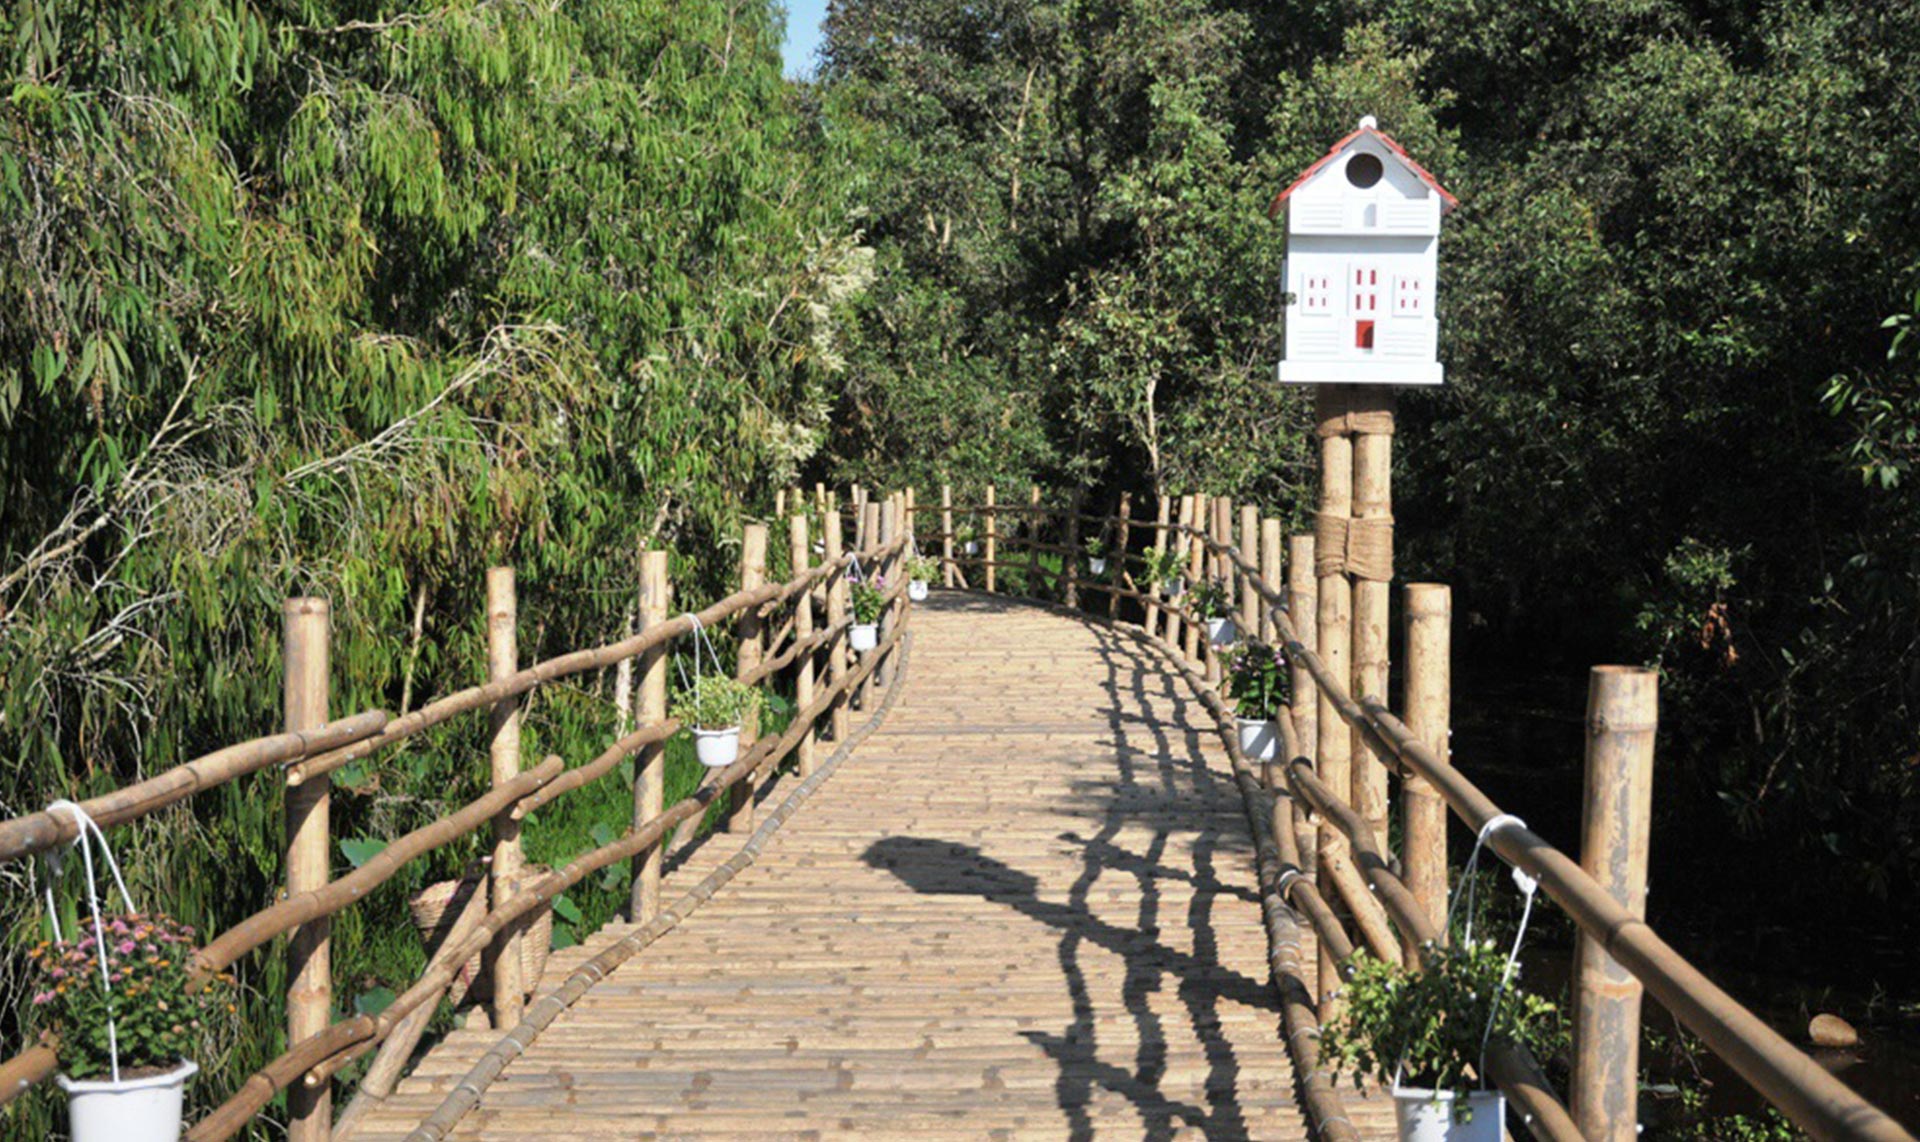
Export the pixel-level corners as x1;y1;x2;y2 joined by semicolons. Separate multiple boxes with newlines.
185;598;909;1142
0;711;389;864
0;1042;56;1107
513;721;681;818
286;538;903;786
194;757;565;974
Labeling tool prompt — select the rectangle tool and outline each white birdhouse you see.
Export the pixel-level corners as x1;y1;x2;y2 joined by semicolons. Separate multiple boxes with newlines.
1272;117;1456;387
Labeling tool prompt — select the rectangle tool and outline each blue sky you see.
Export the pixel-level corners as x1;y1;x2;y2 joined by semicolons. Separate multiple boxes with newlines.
780;0;830;78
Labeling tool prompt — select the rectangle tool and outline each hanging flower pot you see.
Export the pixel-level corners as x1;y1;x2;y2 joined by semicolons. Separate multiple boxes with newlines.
908;581;929;601
670;674;761;771
58;1060;199;1142
905;555;936;602
1236;717;1277;762
849;578;886;653
963;540;979;555
1207;616;1237;646
849;622;879;653
1088;557;1108;575
1166;576;1187;598
1390;1088;1505;1142
693;726;742;768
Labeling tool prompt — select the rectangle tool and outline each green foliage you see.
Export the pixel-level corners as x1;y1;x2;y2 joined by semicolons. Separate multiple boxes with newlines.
1141;548;1189;590
905;555;940;582
1226;641;1290;721
1189;577;1232;620
29;914;233;1079
1321;943;1560;1102
850;579;889;625
670;675;763;733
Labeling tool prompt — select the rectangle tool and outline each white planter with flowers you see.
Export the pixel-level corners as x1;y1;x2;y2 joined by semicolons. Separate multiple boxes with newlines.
849;578;888;655
1235;717;1277;762
849;623;879;653
59;1060;199;1142
1391;1088;1505;1142
906;555;937;602
1088;557;1107;575
1207;617;1237;646
671;675;762;770
1226;642;1288;764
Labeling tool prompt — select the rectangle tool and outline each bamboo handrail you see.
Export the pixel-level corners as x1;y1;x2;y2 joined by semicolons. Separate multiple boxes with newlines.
186;585;910;1142
0;711;389;863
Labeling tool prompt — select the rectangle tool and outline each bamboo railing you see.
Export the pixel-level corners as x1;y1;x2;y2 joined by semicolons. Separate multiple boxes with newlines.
0;491;919;1141
921;488;1913;1142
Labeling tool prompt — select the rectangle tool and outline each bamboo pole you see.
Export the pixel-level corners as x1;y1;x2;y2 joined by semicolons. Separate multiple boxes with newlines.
1109;492;1132;619
729;524;768;833
1351;394;1394;875
485;567;525;1026
1403;583;1450;947
1183;495;1205;664
876;498;897;690
1147;494;1169;638
1573;666;1659;1142
825;510;849;742
940;485;955;588
850;484;866;547
791;515;817;777
1314;391;1356;1019
1064;487;1082;609
1240;505;1260;638
983;484;997;594
632;550;669;919
283;597;331;1142
1284;532;1328;997
858;501;882;706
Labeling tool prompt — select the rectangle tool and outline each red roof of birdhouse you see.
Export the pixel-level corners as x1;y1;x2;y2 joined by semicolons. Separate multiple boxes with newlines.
1267;125;1458;218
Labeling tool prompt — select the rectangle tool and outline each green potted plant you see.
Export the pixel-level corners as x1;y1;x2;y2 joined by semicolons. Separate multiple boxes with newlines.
1191;577;1237;645
1085;537;1109;576
32;913;233;1142
1143;548;1187;598
849;577;887;652
671;673;763;768
1225;641;1290;761
906;555;938;601
1321;942;1559;1142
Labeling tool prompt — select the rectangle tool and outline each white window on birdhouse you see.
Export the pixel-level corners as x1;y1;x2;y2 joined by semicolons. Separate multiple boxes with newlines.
1348;265;1381;317
1393;274;1427;317
1299;272;1334;316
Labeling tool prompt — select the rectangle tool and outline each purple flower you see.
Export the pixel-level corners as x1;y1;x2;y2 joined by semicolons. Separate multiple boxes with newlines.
116;939;136;955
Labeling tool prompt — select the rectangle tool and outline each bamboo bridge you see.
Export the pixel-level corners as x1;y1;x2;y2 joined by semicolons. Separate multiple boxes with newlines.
0;485;1910;1141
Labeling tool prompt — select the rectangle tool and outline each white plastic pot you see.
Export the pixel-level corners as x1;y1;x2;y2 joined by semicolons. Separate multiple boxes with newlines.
1165;577;1187;598
850;623;879;653
59;1060;198;1142
692;726;741;769
1207;616;1237;646
963;541;979;555
1236;717;1277;762
1391;1087;1504;1142
1088;557;1107;575
909;580;929;601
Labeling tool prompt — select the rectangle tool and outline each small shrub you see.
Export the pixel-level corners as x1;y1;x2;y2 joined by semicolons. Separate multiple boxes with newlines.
1142;548;1187;589
850;578;889;624
1227;641;1291;720
30;913;234;1079
905;555;939;581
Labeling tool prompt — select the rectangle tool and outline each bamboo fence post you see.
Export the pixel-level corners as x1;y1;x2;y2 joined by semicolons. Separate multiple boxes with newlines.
1110;492;1132;619
1168;494;1192;652
1239;505;1261;638
877;498;898;689
1573;666;1659;1142
1403;584;1451;947
1147;494;1169;638
814;482;825;517
790;516;817;776
940;484;955;587
283;597;331;1142
1064;487;1083;609
728;524;768;833
850;484;867;547
825;510;849;742
859;501;882;705
1314;390;1355;1020
983;484;998;594
485;567;525;1027
1183;495;1205;664
1214;495;1233;592
775;488;786;518
631;551;669;919
1352;392;1395;870
1285;532;1326;1000
1259;518;1283;644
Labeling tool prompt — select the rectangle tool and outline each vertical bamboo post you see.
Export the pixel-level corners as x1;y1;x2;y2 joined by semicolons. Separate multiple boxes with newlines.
1147;494;1169;638
1183;495;1205;664
1258;519;1282;643
814;481;826;516
1026;484;1042;596
485;567;525;1027
1403;583;1451;957
1314;389;1355;1019
851;484;867;548
631;551;669;919
728;524;767;833
1240;505;1261;638
825;510;849;741
775;488;787;518
1285;533;1322;1001
1352;394;1395;867
790;516;817;777
1110;492;1132;619
857;501;881;707
1167;494;1191;652
940;484;955;587
283;597;332;1142
983;484;998;594
1573;666;1659;1142
877;498;898;689
1064;487;1083;609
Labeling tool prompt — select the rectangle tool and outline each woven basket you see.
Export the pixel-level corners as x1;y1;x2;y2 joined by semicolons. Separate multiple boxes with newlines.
407;864;553;1005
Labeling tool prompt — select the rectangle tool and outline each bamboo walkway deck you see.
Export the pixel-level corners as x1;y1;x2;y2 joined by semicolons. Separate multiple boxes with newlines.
348;592;1399;1139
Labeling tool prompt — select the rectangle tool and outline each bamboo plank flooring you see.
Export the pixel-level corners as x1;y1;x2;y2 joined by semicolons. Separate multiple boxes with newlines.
349;592;1399;1140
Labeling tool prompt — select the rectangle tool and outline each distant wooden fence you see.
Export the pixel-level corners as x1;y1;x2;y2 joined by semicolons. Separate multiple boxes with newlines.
0;488;917;1142
921;487;1912;1142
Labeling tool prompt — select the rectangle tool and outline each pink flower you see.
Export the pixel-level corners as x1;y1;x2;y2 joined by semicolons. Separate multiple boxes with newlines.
116;940;136;955
31;991;53;1006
